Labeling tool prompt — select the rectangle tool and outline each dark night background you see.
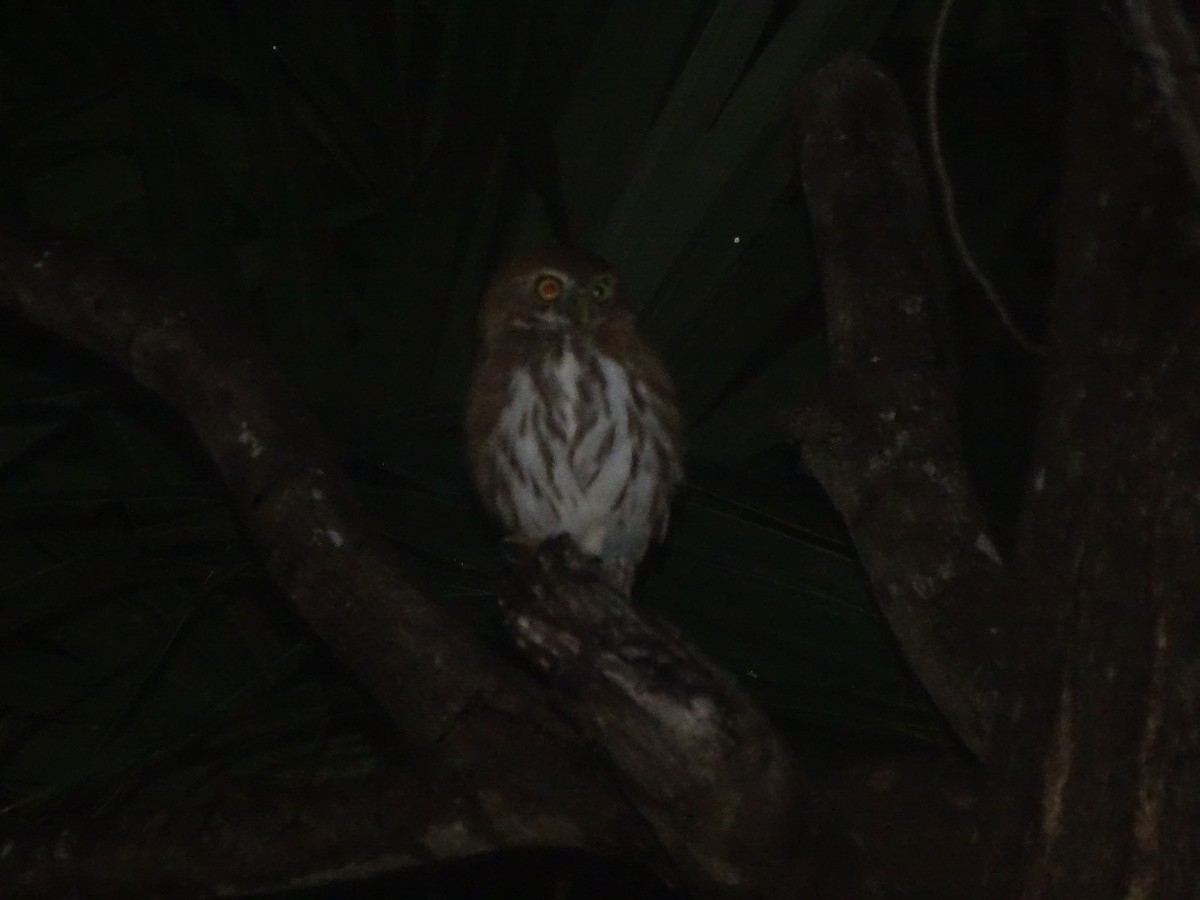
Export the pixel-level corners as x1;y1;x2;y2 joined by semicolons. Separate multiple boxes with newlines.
0;1;1059;896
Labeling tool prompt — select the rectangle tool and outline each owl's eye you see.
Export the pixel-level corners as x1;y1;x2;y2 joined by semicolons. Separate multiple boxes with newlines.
534;274;564;301
590;275;614;303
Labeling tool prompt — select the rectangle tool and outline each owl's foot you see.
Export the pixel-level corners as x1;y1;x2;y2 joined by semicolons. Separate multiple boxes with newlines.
539;535;634;598
497;534;631;598
539;533;594;572
517;534;600;588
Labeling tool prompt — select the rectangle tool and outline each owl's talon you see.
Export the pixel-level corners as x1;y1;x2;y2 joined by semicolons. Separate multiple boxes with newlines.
538;534;590;572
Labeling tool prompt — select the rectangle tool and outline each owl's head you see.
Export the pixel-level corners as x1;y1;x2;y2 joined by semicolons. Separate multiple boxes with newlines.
478;246;628;340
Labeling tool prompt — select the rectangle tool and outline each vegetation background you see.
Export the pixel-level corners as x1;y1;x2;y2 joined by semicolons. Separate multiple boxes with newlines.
0;1;1057;895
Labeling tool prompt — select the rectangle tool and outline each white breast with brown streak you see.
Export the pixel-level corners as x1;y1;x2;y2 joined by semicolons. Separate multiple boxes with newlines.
487;337;675;571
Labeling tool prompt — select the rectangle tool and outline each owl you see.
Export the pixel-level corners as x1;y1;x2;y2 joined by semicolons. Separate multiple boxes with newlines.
465;246;682;596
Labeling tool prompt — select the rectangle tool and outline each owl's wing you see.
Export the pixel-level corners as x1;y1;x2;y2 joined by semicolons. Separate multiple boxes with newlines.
464;348;511;511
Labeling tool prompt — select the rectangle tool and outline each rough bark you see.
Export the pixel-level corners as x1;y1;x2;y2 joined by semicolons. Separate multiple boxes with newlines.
791;6;1200;899
792;55;1010;758
985;4;1200;897
505;539;884;898
1124;0;1200;194
752;6;1200;887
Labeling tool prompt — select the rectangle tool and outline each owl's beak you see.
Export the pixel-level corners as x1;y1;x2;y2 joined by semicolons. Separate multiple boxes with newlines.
564;285;596;329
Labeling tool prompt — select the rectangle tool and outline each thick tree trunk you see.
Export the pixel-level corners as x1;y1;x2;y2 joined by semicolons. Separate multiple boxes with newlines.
794;4;1200;897
985;3;1200;897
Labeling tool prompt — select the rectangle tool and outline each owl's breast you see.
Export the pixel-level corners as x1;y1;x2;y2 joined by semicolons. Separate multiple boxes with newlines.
487;339;674;560
531;340;633;495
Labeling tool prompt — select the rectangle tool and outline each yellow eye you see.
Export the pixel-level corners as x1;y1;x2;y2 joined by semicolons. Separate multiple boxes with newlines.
590;275;614;302
534;274;563;301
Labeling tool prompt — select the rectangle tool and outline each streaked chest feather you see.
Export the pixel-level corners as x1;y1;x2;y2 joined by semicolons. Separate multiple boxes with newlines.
487;341;674;546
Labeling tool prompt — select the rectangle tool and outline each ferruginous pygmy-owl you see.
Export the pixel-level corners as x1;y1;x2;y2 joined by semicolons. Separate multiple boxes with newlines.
466;246;682;595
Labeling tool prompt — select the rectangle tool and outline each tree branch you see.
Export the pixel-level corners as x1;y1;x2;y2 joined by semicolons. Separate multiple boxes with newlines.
791;56;1011;757
506;539;884;898
1124;0;1200;196
0;224;654;892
